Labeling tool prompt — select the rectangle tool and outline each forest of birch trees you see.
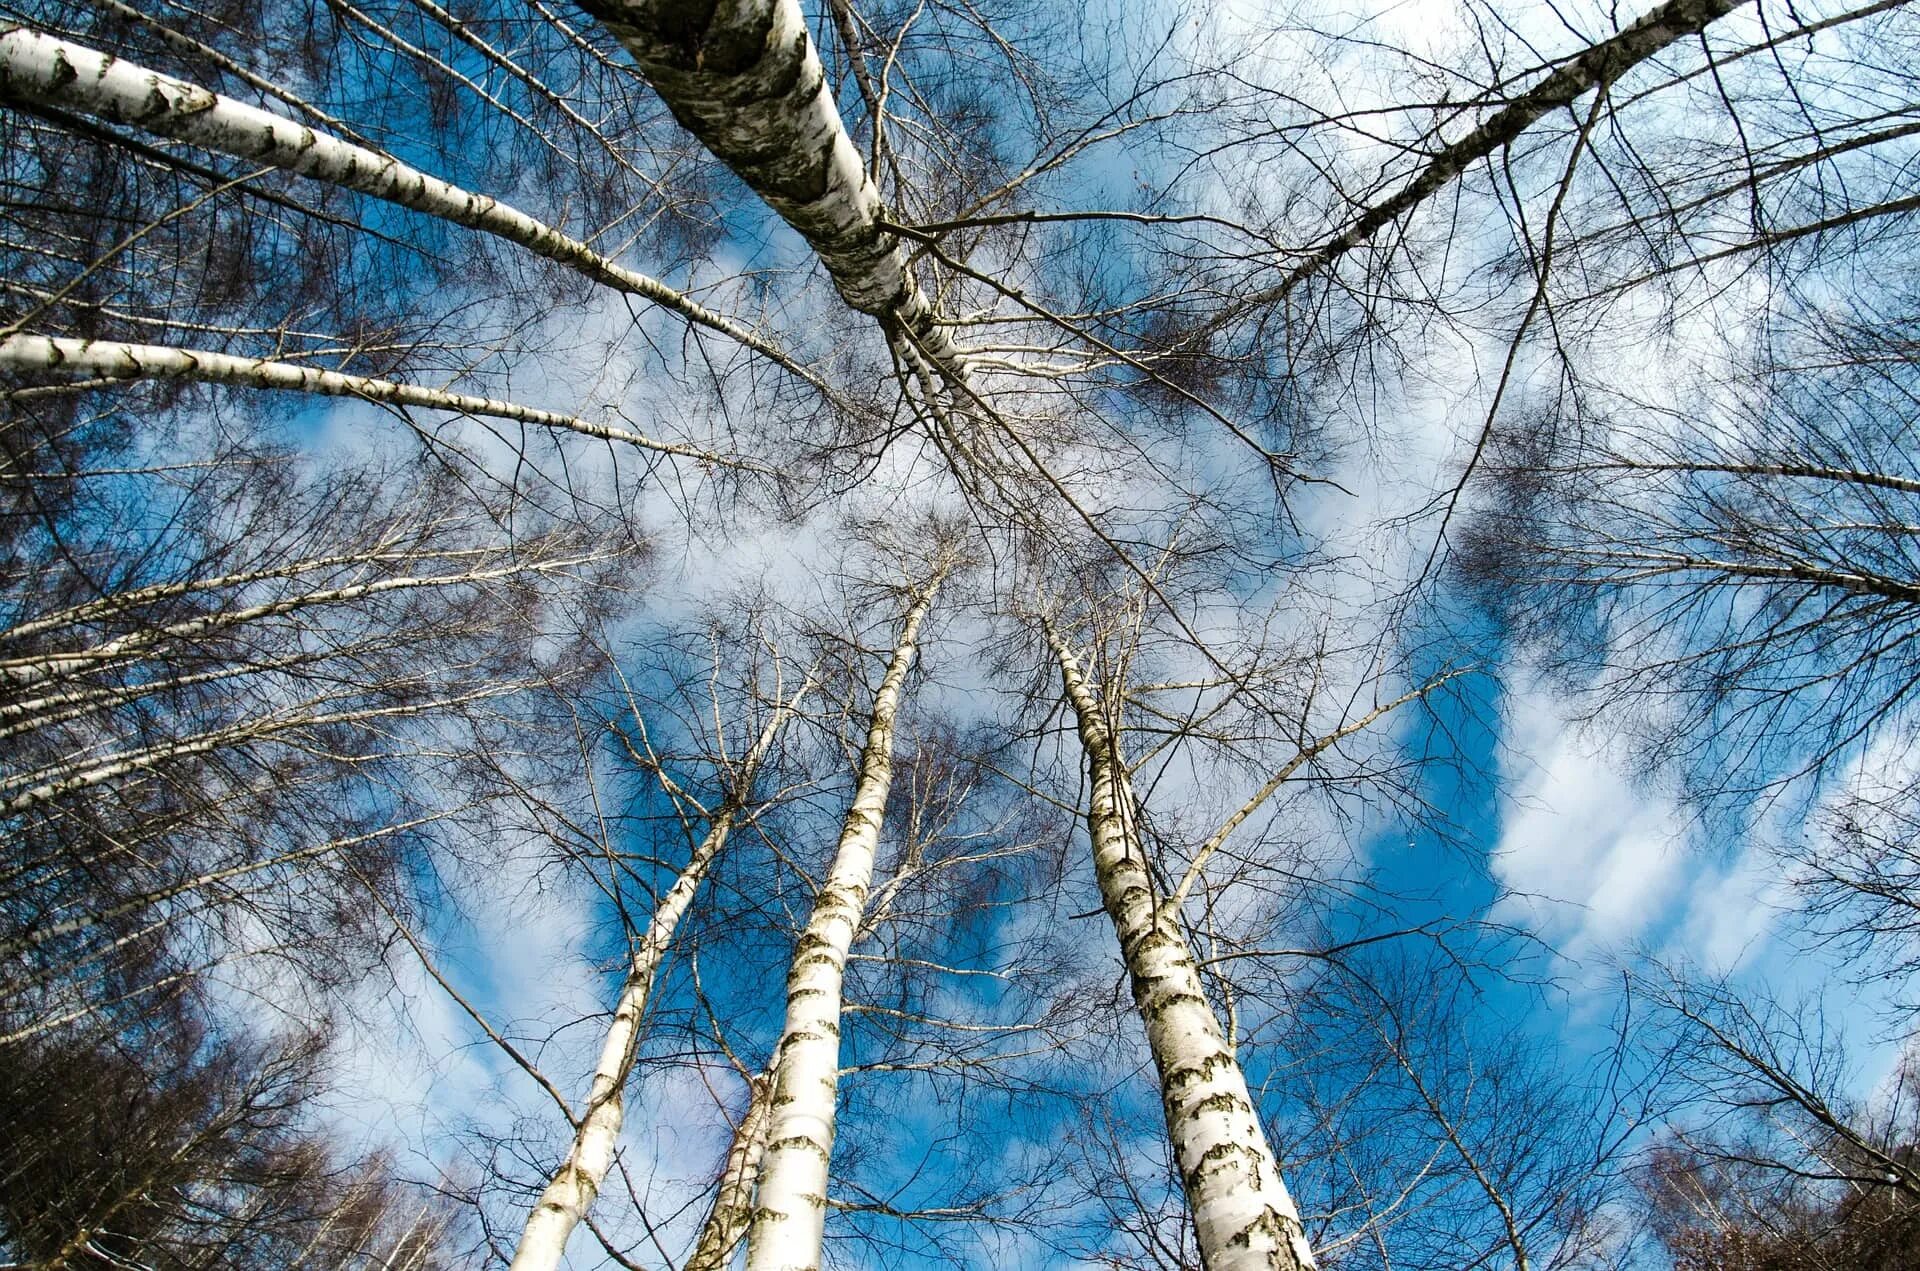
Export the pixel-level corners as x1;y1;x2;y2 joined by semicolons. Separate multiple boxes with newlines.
3;0;1920;1266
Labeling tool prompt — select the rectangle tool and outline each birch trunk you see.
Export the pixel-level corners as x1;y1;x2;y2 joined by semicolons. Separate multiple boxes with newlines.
744;578;944;1271
0;547;601;690
0;334;742;467
509;682;808;1271
0;28;822;391
1261;0;1743;303
0;687;512;816
685;1071;775;1271
576;0;969;375
1047;630;1317;1271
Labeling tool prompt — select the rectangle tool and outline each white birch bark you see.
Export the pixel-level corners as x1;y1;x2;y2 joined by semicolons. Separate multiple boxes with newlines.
744;577;944;1271
510;681;809;1271
0;28;824;392
0;546;490;647
1047;628;1318;1271
0;686;513;816
576;0;970;375
0;653;336;742
0;546;603;689
1259;0;1743;303
87;0;371;144
0;334;745;468
686;1071;775;1271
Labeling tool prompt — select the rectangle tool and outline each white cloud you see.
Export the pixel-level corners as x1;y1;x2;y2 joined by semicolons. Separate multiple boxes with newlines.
1490;682;1690;959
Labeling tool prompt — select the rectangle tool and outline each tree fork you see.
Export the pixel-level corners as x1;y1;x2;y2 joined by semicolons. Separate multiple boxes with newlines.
510;677;812;1271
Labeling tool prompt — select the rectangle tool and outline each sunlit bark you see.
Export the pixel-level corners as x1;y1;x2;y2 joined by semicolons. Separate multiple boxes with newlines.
577;0;970;377
0;28;826;393
744;572;946;1271
1257;0;1747;303
510;679;810;1271
1047;626;1317;1271
686;1071;774;1271
0;334;749;468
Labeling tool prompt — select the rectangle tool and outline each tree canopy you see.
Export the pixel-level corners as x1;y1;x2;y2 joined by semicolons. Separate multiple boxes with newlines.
3;0;1919;1267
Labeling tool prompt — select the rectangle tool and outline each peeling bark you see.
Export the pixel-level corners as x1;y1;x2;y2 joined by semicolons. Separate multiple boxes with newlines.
1048;628;1317;1271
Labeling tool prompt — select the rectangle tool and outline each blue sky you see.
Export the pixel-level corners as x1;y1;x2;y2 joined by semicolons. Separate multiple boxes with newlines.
10;0;1915;1266
304;0;1913;1259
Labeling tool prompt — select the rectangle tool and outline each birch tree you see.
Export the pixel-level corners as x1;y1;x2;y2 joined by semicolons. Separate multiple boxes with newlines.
1043;616;1321;1271
780;710;1085;1266
0;27;832;403
6;0;1918;1264
744;555;951;1271
684;1070;776;1271
0;428;616;1035
510;660;812;1269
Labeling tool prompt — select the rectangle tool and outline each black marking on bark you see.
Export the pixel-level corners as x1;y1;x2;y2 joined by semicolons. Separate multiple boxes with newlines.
1143;990;1209;1020
698;3;777;75
1186;1091;1252;1118
1165;1052;1233;1090
1228;1206;1304;1250
768;1134;831;1160
1183;1140;1258;1191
